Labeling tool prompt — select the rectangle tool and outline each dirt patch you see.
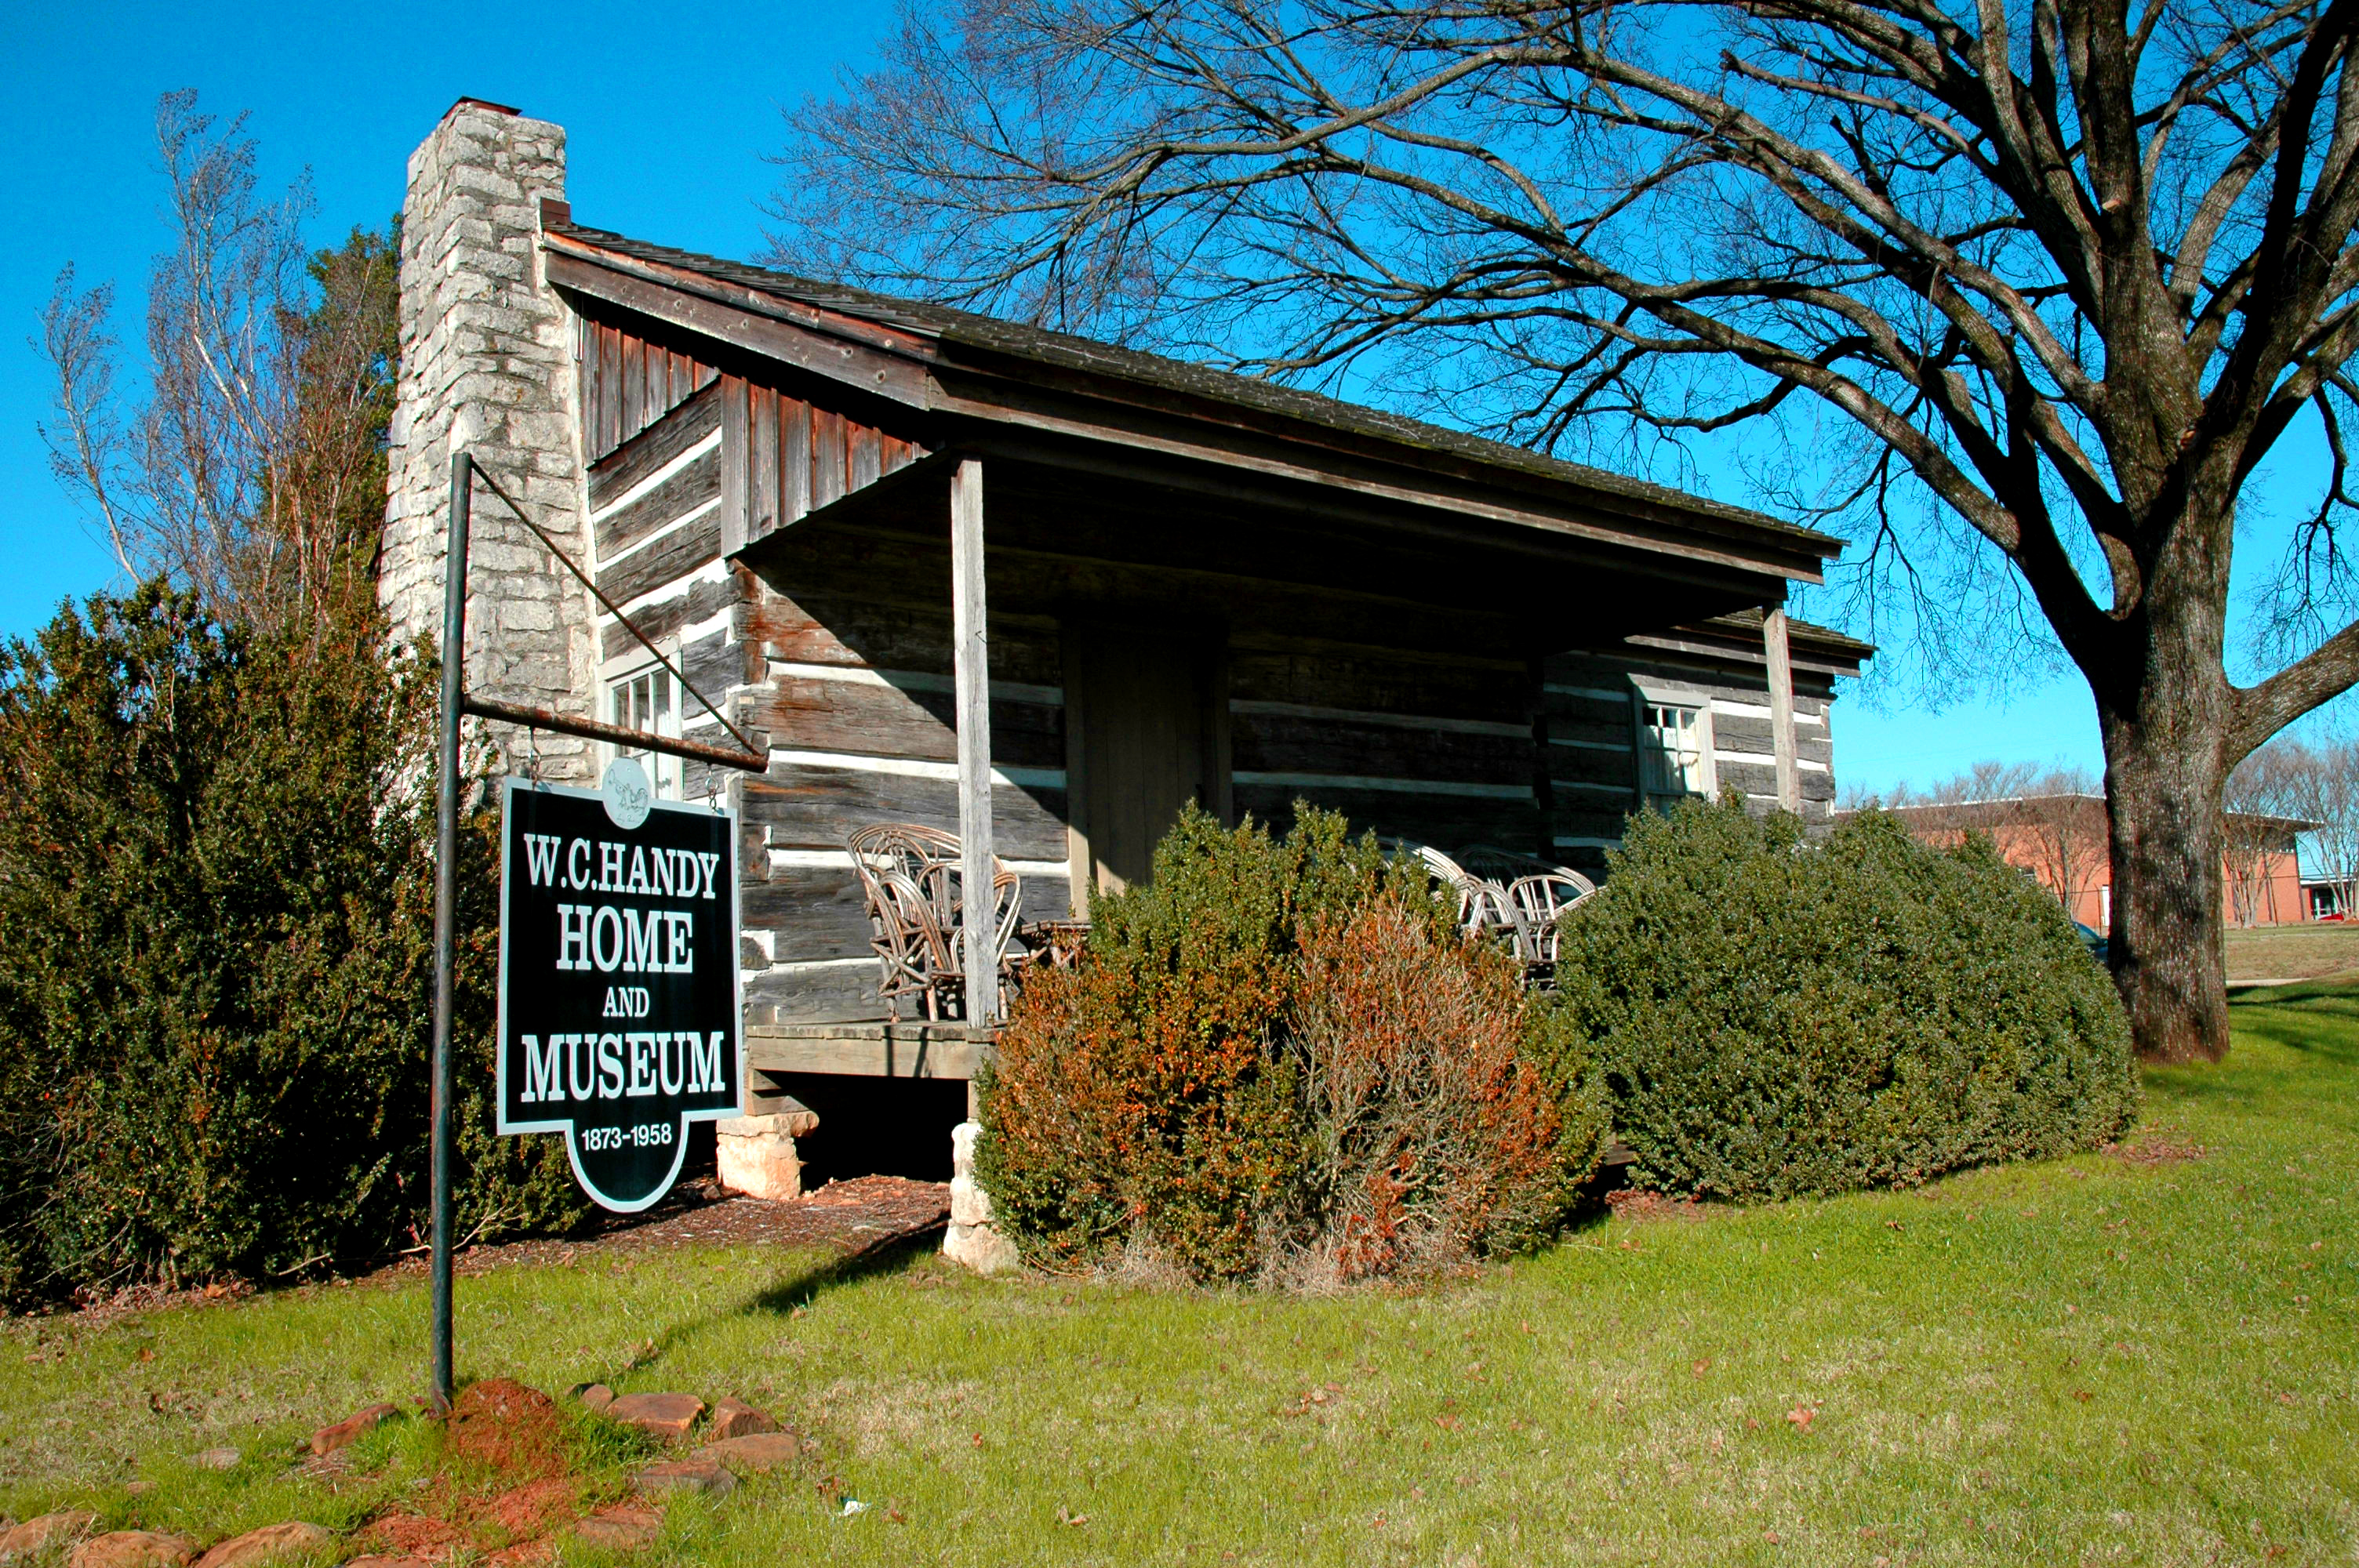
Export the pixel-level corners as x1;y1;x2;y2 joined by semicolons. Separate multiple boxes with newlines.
358;1474;576;1566
478;1475;578;1540
1605;1189;1715;1223
358;1380;666;1563
445;1379;565;1478
357;1509;471;1560
2106;1130;2211;1166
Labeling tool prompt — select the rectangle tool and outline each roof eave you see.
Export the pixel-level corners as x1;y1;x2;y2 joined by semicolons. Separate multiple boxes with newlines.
543;223;1840;585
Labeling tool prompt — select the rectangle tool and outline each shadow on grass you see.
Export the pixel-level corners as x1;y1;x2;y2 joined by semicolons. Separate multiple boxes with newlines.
2228;980;2359;1067
740;1231;946;1317
609;1231;948;1379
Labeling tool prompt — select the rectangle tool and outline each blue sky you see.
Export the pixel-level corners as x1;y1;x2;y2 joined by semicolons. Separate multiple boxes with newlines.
0;0;2343;800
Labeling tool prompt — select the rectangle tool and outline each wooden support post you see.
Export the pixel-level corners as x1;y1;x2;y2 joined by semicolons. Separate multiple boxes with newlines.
1764;606;1801;814
951;459;1000;1022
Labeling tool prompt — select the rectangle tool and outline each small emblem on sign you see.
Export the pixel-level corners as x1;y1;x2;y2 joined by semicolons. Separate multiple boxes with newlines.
602;756;652;829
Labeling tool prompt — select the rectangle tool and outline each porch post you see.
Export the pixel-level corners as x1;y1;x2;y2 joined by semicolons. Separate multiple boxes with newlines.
1764;606;1801;813
951;458;1001;1022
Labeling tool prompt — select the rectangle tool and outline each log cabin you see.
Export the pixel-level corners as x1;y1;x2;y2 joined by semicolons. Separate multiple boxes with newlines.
380;101;1870;1176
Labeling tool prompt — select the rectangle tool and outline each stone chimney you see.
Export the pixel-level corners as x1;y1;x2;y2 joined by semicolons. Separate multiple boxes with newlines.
380;100;598;782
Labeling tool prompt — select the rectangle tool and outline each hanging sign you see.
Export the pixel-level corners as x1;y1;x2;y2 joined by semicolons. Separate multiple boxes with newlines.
495;760;742;1210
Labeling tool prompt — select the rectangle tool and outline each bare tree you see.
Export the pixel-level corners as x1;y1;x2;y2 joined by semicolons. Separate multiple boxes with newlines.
774;0;2359;1061
1876;760;2109;916
2223;742;2308;924
38;91;396;634
2281;734;2359;913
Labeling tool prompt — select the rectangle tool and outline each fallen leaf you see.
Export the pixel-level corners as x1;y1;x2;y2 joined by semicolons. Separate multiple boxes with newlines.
1764;1530;1782;1544
2072;1389;2093;1403
1056;1508;1089;1527
1785;1406;1816;1431
1692;1358;1712;1377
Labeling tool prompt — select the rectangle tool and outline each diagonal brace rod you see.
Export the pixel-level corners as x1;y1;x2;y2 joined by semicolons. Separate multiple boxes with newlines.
462;456;766;769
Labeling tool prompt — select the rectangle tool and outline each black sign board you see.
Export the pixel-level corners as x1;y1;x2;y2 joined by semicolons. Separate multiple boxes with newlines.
495;768;741;1210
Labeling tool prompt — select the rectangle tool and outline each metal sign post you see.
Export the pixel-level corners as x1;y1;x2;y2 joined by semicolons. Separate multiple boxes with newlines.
427;453;471;1410
427;451;767;1410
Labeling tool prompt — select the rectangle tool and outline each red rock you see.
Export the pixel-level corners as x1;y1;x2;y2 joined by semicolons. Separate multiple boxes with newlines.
191;1523;333;1568
309;1402;399;1457
2;1514;100;1563
632;1457;733;1497
696;1433;807;1475
67;1533;195;1568
706;1397;774;1441
604;1392;703;1441
565;1383;615;1413
570;1508;662;1552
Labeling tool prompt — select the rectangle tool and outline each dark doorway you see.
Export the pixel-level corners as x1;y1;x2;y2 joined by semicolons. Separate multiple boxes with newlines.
1062;621;1230;900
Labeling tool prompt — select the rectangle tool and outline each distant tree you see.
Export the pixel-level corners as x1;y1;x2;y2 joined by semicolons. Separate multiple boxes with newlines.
2223;746;2295;925
2267;734;2359;914
776;0;2359;1062
39;90;397;637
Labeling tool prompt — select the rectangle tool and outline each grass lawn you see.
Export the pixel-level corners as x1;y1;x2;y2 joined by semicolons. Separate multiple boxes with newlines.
4;989;2355;1566
2223;920;2359;983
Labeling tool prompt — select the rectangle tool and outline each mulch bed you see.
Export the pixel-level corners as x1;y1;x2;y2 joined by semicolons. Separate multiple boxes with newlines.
391;1175;952;1280
53;1177;950;1327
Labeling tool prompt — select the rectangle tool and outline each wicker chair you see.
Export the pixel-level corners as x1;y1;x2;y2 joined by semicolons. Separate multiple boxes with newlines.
1455;844;1599;967
1410;844;1521;949
846;823;1025;1021
1408;842;1598;979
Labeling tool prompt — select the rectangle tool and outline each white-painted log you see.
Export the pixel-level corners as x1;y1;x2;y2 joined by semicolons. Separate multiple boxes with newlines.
1764;606;1801;813
950;459;1000;1022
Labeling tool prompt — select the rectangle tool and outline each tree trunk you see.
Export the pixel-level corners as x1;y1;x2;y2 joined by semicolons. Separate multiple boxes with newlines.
2100;645;2232;1063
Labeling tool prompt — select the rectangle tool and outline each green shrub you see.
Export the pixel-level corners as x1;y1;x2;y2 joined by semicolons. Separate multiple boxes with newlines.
0;586;583;1304
979;805;1609;1283
1555;800;2139;1201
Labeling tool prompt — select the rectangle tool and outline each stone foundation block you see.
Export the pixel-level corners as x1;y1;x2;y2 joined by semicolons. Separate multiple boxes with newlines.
941;1122;1019;1275
714;1109;815;1202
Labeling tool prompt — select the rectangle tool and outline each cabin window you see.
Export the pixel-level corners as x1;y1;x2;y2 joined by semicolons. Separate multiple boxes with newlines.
606;659;684;800
1636;699;1712;811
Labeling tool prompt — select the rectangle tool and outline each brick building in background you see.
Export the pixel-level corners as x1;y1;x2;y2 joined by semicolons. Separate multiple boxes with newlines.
1875;793;2317;929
